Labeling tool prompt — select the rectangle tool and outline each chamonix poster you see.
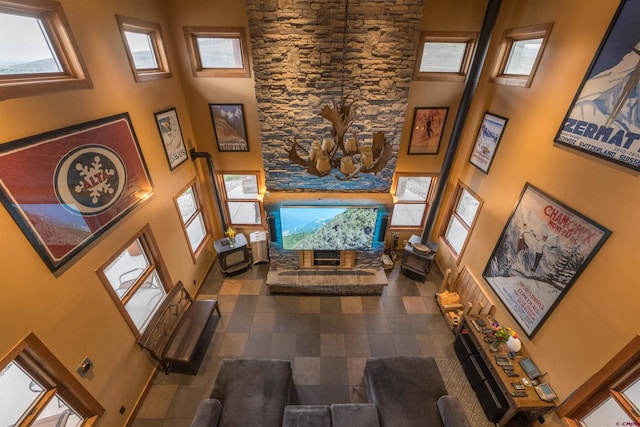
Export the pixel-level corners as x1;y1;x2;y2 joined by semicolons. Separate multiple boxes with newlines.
482;184;610;338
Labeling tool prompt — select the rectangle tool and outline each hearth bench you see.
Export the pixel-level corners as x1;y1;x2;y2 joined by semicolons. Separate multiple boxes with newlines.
137;281;220;375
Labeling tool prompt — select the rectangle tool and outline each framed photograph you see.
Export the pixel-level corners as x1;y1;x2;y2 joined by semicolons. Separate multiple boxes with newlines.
554;0;640;171
482;183;611;338
209;104;249;152
0;113;153;272
154;107;187;170
407;107;449;154
469;112;508;174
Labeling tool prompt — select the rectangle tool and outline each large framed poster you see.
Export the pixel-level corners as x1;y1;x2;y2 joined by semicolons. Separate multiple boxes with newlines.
0;113;153;272
209;104;249;152
554;0;640;171
469;112;508;174
482;184;611;338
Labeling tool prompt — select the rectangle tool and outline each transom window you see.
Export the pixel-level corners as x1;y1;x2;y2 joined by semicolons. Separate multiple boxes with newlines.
491;23;553;88
97;226;170;335
217;173;263;226
0;0;92;100
184;26;250;78
0;334;104;427
390;174;437;228
413;31;477;82
175;181;211;260
441;181;482;258
116;15;171;82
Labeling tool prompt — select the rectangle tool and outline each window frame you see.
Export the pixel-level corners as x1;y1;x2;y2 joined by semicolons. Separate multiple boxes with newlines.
440;180;483;260
115;15;171;82
96;225;172;337
174;180;211;261
216;172;264;228
557;335;640;426
183;26;250;78
490;22;553;88
413;31;477;82
389;173;438;229
0;333;104;427
0;0;92;100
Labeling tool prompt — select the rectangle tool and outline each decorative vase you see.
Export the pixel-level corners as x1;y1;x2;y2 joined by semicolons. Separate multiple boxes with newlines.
489;340;502;352
506;336;521;358
228;237;235;248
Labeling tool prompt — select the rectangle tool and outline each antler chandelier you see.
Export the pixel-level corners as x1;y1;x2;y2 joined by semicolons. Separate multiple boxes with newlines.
285;0;393;180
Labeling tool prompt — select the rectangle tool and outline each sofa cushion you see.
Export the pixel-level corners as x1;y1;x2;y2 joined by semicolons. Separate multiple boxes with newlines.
437;396;471;427
330;403;380;427
282;405;331;427
190;398;222;427
364;356;448;427
210;359;291;427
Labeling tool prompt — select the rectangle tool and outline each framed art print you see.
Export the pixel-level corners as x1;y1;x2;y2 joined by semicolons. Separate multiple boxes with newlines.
154;107;188;170
482;183;611;338
554;0;640;171
469;112;508;174
407;107;449;154
209;104;249;152
0;113;153;272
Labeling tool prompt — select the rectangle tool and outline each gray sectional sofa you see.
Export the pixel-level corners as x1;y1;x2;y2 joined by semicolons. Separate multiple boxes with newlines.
190;356;471;427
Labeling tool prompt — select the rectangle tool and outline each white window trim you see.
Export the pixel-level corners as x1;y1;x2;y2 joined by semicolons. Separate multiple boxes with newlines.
0;0;92;100
115;15;171;82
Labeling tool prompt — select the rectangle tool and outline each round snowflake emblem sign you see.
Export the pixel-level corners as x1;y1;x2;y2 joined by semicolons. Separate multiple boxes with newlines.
54;145;127;215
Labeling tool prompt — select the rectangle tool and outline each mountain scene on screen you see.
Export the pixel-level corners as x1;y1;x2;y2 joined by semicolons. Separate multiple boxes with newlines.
281;207;378;250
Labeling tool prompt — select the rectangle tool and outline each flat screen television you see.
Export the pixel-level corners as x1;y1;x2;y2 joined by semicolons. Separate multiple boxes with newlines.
280;206;379;250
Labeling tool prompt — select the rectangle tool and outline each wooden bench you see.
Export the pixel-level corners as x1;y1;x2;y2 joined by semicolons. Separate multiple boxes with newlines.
138;281;220;375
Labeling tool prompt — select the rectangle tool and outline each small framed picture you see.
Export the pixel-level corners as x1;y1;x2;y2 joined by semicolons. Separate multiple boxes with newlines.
407;107;449;154
209;104;249;152
154;107;188;170
469;112;508;174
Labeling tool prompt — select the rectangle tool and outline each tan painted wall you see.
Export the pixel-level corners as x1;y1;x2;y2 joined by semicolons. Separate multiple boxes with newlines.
0;0;215;425
414;0;640;425
1;0;638;425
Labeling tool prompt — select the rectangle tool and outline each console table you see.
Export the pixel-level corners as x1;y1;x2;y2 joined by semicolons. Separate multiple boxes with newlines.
454;317;556;426
213;233;252;276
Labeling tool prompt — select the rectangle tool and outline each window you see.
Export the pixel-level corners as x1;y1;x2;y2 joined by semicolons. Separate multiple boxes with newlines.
0;0;92;100
183;26;250;78
175;180;211;259
217;173;263;226
97;226;171;335
441;181;482;258
491;23;553;88
413;31;477;82
390;174;437;228
0;334;104;427
557;336;640;427
116;15;171;82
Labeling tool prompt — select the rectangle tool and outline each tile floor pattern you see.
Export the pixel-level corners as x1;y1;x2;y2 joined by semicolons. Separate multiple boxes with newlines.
131;262;492;427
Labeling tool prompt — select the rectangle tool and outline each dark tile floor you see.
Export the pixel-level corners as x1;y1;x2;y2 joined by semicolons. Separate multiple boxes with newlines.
131;260;475;427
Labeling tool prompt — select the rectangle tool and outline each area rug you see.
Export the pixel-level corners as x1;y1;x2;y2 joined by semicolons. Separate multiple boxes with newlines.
436;358;492;427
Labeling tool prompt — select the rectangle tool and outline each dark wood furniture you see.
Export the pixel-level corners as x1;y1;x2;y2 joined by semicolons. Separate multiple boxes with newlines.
138;281;220;374
400;234;438;281
454;317;555;426
214;233;252;276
